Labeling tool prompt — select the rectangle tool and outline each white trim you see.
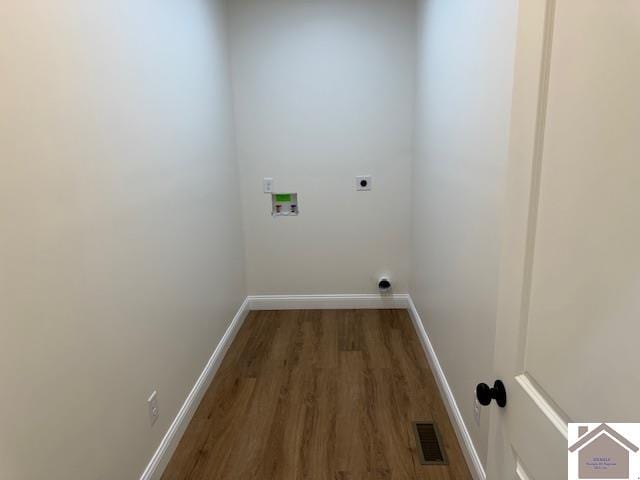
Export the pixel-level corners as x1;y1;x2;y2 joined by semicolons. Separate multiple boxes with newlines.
139;297;251;480
515;459;533;480
247;293;410;310
515;374;568;439
406;297;486;480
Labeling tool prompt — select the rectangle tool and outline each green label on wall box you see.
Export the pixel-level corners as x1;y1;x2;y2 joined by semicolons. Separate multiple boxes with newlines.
275;194;292;202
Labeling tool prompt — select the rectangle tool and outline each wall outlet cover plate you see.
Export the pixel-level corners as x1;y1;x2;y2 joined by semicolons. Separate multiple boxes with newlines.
148;391;159;426
473;392;481;426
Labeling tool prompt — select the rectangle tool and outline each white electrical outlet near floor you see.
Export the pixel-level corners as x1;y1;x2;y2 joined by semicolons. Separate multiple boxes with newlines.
148;390;159;426
473;393;481;426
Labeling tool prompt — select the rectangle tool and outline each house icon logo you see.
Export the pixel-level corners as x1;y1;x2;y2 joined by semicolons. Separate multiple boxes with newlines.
568;423;640;479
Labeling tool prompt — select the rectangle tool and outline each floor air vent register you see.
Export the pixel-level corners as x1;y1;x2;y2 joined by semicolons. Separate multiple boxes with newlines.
413;422;448;465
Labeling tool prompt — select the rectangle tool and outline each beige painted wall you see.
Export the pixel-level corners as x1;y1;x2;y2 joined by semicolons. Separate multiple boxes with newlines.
0;1;245;478
410;0;518;467
227;0;416;295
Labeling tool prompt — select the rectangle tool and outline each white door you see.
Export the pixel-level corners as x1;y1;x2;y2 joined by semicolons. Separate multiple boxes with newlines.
486;1;640;479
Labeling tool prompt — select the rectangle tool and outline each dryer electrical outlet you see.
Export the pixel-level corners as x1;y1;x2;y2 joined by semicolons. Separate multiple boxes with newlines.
356;175;372;191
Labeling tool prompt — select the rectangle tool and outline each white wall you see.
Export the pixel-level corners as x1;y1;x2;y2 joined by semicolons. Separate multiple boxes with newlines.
0;1;245;478
410;0;518;467
227;0;416;295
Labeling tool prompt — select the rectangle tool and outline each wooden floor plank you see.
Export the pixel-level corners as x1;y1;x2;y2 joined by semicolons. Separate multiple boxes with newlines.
161;309;472;480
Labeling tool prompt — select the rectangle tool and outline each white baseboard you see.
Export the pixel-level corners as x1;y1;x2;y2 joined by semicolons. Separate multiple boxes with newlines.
139;297;251;480
247;293;410;310
406;297;486;480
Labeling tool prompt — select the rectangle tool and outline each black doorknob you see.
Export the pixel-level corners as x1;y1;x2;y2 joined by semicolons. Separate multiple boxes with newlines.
476;380;507;408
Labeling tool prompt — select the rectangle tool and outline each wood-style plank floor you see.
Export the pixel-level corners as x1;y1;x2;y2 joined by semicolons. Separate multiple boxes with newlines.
162;310;472;480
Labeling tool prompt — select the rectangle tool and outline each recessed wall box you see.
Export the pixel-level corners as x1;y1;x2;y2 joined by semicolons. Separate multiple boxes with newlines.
271;193;299;216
